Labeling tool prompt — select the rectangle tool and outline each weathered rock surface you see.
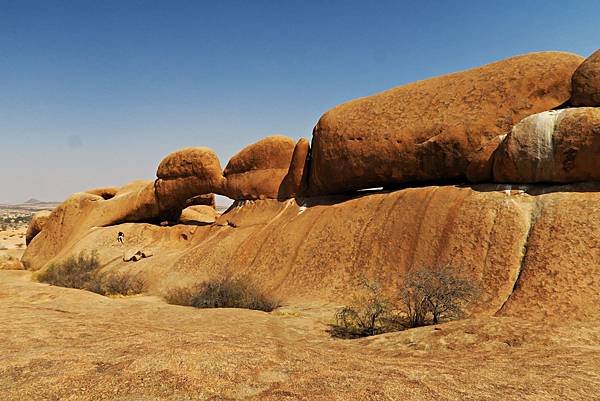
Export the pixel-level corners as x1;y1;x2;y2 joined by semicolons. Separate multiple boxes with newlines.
278;138;310;198
497;184;600;321
155;147;224;211
493;108;600;183
309;52;584;194
179;205;217;225
571;49;600;106
222;135;296;200
85;186;118;199
27;184;600;321
22;180;161;270
157;147;223;181
466;135;506;183
185;193;216;208
25;210;52;245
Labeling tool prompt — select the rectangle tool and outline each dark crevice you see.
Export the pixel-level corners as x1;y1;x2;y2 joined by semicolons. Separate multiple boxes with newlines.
495;198;543;315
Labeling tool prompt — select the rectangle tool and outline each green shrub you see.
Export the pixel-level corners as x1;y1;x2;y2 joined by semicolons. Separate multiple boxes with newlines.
165;272;279;312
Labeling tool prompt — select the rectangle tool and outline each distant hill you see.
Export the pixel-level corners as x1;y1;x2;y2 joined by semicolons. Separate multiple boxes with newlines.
24;198;42;204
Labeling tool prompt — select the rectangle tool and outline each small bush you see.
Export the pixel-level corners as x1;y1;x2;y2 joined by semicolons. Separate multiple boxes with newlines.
399;266;478;327
165;272;279;312
330;279;402;338
36;251;145;296
37;251;102;293
99;272;146;296
332;267;478;338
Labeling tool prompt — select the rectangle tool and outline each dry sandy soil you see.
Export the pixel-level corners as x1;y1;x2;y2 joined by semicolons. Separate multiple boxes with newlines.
0;226;26;269
0;201;57;269
1;270;599;401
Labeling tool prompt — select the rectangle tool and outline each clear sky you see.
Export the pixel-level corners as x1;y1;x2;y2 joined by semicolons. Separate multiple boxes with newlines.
1;0;598;204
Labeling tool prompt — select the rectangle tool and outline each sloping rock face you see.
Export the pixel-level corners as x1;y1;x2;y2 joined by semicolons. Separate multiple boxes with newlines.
497;184;600;321
28;185;600;320
310;52;584;194
571;49;600;106
155;147;224;211
493;108;600;183
25;210;52;245
222;135;299;200
22;180;161;270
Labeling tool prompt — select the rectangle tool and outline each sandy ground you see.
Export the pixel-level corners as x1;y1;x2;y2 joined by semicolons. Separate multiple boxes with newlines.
0;226;26;269
1;270;599;401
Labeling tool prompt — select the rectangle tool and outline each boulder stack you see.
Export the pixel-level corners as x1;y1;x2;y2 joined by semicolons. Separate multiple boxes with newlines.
309;51;583;194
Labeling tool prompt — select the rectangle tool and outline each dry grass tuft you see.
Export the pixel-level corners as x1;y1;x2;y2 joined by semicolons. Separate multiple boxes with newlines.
165;272;279;312
36;251;145;296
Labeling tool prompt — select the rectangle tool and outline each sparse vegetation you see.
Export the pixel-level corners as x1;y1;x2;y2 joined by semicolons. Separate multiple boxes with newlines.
165;271;279;312
0;255;24;270
36;251;145;296
331;267;478;338
100;272;146;296
399;266;478;327
0;214;32;230
330;279;401;338
36;251;102;292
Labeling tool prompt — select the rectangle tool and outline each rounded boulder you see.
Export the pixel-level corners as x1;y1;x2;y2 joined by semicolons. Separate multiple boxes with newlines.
493;108;600;183
222;135;297;200
571;49;600;106
155;147;224;211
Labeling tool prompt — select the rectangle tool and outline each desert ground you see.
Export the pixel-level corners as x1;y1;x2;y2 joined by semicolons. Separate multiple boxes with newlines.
0;225;26;262
0;201;58;269
1;269;599;401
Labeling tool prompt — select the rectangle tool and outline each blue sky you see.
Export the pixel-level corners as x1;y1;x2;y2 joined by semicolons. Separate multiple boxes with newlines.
1;0;598;203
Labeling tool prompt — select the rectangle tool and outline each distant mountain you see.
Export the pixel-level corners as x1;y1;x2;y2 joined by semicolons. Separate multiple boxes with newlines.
24;198;42;204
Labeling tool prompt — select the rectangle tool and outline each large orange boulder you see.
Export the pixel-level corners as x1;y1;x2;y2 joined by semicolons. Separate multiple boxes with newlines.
25;210;52;245
571;49;600;106
155;147;224;211
309;52;584;194
493;108;600;183
222;135;301;200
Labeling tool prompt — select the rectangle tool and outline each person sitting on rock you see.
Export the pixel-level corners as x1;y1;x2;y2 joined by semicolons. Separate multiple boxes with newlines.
117;231;124;244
